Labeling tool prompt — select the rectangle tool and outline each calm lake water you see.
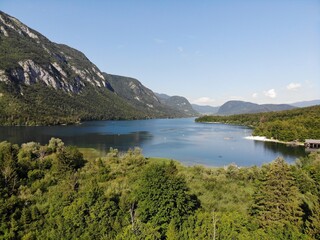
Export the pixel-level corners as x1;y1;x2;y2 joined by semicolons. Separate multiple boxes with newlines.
0;118;306;167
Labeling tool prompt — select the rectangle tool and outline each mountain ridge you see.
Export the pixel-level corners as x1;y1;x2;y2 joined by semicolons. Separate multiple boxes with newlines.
217;100;296;115
0;11;190;125
104;74;190;118
155;93;199;117
191;104;219;115
290;99;320;108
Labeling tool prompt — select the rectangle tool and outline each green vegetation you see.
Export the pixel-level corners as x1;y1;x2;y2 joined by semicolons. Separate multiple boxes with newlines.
1;139;320;239
0;81;150;126
196;105;320;142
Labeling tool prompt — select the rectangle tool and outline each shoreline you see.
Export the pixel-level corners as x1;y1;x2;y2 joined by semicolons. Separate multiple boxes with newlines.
198;121;306;147
244;136;304;146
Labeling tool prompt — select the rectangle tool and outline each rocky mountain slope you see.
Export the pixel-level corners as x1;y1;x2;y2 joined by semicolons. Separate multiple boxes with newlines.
104;74;188;117
0;11;188;125
217;100;296;115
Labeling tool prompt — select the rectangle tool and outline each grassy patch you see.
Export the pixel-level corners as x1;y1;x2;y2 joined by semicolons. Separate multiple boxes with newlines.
78;147;106;161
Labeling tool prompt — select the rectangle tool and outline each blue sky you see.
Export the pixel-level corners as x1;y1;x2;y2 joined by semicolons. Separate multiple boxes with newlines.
1;0;319;106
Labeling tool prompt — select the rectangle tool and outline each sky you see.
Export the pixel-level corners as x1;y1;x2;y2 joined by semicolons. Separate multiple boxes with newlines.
1;0;319;106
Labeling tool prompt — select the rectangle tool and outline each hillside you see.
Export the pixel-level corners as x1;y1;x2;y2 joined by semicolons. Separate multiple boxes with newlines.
191;104;219;115
217;100;295;115
104;74;187;118
0;11;187;126
196;105;320;142
156;93;199;117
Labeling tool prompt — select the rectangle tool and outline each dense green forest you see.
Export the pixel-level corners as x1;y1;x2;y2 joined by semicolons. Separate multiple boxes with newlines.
0;82;149;126
1;139;320;239
196;105;320;142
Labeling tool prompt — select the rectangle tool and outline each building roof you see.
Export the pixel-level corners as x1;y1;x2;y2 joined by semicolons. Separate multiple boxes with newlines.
305;139;320;144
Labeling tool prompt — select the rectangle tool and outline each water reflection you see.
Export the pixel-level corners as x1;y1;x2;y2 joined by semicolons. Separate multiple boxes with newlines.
0;126;153;153
59;131;153;153
253;140;307;163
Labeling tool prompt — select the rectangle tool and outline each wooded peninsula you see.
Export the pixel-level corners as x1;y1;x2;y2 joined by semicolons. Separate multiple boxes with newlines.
196;105;320;142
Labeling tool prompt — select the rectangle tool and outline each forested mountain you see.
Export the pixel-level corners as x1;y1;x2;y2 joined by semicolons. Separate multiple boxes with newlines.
1;139;319;239
156;93;199;117
104;74;189;118
196;105;320;142
191;104;219;115
217;100;295;115
0;11;189;126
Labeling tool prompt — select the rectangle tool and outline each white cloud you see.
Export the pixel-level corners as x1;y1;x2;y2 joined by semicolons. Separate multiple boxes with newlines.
177;46;184;52
264;89;276;98
287;82;301;91
191;97;216;106
252;93;258;98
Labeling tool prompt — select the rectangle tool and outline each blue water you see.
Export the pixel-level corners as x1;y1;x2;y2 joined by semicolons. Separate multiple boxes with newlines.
0;118;306;166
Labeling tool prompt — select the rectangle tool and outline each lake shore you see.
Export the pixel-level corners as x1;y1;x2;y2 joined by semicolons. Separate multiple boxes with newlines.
244;136;304;146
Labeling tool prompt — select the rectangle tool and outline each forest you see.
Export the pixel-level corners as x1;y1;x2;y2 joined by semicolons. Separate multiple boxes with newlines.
196;105;320;142
1;138;320;239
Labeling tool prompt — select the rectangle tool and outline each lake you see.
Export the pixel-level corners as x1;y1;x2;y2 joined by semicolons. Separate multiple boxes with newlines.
0;118;306;167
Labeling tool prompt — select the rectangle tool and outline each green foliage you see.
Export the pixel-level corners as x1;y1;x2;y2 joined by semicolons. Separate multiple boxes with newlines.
56;146;86;171
0;141;19;197
0;139;319;239
0;81;151;126
196;105;320;141
133;161;199;236
251;158;303;231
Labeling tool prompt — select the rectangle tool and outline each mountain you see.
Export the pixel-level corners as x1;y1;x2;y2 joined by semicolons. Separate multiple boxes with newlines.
191;104;219;115
217;100;296;115
0;11;187;125
156;93;199;117
155;93;171;100
104;74;187;118
290;100;320;108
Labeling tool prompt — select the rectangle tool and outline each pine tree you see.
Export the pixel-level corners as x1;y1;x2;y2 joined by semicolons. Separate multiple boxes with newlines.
251;158;303;231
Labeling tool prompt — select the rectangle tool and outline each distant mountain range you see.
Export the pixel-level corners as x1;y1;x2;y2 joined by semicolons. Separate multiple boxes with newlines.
217;100;296;115
192;99;320;116
290;100;320;108
191;104;219;115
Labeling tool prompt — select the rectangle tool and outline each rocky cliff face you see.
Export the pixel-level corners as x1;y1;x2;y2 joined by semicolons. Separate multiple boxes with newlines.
105;74;160;108
0;11;113;94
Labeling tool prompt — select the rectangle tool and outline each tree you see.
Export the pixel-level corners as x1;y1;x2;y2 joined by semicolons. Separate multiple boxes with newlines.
134;161;199;237
251;158;303;233
0;141;19;196
55;146;86;171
